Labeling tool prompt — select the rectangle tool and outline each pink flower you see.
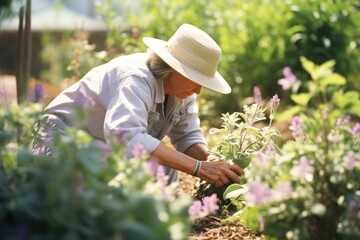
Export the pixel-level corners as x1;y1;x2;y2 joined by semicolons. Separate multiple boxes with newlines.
188;200;203;217
270;94;280;110
202;194;219;214
253;86;263;104
188;194;219;218
290;156;314;178
352;122;360;138
132;143;147;159
345;151;358;171
156;165;170;200
274;182;292;200
143;157;160;177
245;181;272;205
289;116;303;138
277;66;297;90
254;151;268;166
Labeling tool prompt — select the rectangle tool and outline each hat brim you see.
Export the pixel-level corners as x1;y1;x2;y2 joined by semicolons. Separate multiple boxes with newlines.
143;37;231;94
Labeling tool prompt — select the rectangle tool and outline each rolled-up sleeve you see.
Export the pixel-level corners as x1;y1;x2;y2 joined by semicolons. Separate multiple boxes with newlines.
104;75;160;157
167;95;206;153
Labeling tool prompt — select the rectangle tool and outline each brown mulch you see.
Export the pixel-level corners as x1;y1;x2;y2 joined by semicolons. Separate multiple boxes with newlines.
177;172;265;240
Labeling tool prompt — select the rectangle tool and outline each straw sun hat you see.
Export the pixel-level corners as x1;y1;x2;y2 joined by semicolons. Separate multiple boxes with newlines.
143;24;231;94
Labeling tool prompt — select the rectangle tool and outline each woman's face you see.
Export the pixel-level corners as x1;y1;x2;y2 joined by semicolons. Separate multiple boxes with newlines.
165;71;202;99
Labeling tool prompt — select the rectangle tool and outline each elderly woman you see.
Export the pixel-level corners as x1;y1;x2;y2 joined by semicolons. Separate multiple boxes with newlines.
31;24;244;186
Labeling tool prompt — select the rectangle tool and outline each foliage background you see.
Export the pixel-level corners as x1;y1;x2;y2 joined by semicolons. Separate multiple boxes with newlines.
93;0;360;126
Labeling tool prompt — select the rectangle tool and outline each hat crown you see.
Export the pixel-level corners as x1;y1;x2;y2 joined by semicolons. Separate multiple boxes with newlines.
167;24;221;77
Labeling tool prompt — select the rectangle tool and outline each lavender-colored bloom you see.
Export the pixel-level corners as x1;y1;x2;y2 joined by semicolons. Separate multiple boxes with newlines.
290;156;314;178
188;194;219;218
202;194;219;214
345;151;358;171
335;116;351;128
245;181;272;205
274;182;292;200
253;86;263;104
277;66;297;90
265;141;276;158
28;83;47;102
156;165;170;200
270;94;280;110
156;165;169;186
254;151;268;166
188;200;203;217
289;116;303;137
352;122;360;138
143;157;160;177
132;142;147;159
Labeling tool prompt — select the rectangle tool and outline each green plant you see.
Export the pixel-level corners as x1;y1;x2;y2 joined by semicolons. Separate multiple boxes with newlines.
0;101;192;240
195;93;280;207
40;30;107;86
229;57;360;239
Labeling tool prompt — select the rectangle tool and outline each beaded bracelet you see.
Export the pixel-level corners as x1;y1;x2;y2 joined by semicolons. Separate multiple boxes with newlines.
192;160;202;176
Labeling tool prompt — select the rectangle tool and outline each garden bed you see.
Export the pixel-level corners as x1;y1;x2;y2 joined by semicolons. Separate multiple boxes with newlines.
177;172;264;240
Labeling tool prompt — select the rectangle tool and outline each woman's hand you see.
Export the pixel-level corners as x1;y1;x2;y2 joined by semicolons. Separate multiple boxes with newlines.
196;160;244;186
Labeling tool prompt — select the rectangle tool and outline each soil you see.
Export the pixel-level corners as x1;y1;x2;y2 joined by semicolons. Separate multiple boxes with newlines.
177;172;265;240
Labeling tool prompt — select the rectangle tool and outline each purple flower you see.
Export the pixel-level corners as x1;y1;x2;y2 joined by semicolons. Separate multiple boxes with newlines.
202;194;219;214
290;156;314;178
132;143;147;159
335;116;350;128
253;86;263;104
274;182;292;200
277;66;297;90
270;94;280;110
289;116;303;138
188;194;219;218
154;165;170;201
254;151;268;166
265;141;276;158
245;181;272;205
352;122;360;138
143;157;160;177
156;165;169;186
28;83;47;102
345;151;358;171
188;200;203;217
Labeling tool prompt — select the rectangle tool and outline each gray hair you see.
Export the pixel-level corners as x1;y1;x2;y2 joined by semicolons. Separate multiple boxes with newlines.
146;51;173;80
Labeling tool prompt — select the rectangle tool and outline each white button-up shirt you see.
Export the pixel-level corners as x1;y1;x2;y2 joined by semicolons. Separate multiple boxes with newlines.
45;53;206;157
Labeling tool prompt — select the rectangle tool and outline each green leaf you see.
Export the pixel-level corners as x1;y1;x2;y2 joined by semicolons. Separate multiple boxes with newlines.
350;101;360;117
333;90;360;113
300;56;316;79
314;59;336;80
223;183;248;200
233;155;251;169
291;93;312;106
320;73;346;86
